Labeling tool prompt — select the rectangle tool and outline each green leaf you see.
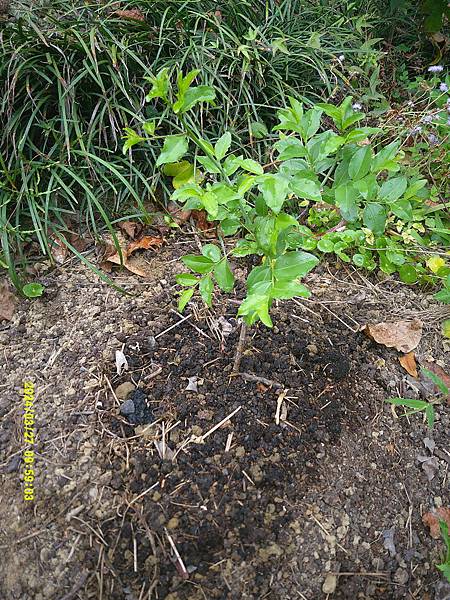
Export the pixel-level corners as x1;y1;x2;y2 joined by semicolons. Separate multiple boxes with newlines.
379;177;408;203
421;368;449;396
386;398;428;410
391;198;413;221
201;244;221;262
250;121;269;139
398;264;417;283
348;146;372;180
164;161;196;189
196;155;220;174
301;107;323;141
334;183;359;221
323;134;346;154
214;259;235;292
442;319;450;340
122;128;145;154
246;265;272;292
199;274;214;307
290;176;322;202
238;158;264;175
201;191;219;218
425;404;435;429
173;85;216;114
317;238;335;253
23;283;44;298
143;121;156;136
178;288;194;312
215;132;232;161
274;251;319;280
270;280;311;299
238;292;273;328
156;135;189;167
232;240;259;257
371;140;401;173
257;174;290;214
175;273;198;286
274;138;307;161
145;68;169;102
181;254;214;274
363;202;386;235
223;154;243;176
434;288;450;304
274;97;304;134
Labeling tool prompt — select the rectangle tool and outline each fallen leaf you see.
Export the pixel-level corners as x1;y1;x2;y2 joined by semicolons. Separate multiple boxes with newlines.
417;455;439;481
102;234;163;277
217;316;233;338
421;361;450;401
118;221;143;239
399;352;418;377
113;9;145;21
153;439;175;461
185;376;199;392
192;209;216;238
49;234;68;264
127;235;163;254
363;318;423;353
422;507;450;539
382;527;396;557
256;383;268;393
423;437;435;453
167;201;192;225
0;280;16;321
115;350;128;376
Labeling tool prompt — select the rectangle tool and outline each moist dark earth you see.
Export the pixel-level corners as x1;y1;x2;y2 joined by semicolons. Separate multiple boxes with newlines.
0;247;449;600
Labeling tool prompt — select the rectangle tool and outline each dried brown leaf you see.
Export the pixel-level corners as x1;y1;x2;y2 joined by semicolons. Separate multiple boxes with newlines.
363;318;423;353
49;235;68;265
421;361;450;402
118;221;142;240
127;235;163;255
113;9;145;21
192;209;216;238
422;507;450;539
399;352;418;378
167;201;191;225
0;280;16;321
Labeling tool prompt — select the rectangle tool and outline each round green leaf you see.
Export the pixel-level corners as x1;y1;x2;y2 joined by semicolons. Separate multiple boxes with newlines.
23;283;44;298
398;264;418;284
201;244;221;262
317;238;335;253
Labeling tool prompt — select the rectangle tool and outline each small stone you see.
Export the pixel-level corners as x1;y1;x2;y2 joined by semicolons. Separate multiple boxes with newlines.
120;399;135;416
393;567;409;585
115;381;135;400
307;343;318;355
167;517;179;530
322;574;337;594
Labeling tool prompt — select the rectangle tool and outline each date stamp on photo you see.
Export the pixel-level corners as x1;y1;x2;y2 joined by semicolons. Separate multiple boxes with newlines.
23;381;35;501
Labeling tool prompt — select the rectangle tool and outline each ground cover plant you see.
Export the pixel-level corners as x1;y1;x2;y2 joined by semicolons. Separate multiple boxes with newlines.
125;68;450;327
0;0;396;290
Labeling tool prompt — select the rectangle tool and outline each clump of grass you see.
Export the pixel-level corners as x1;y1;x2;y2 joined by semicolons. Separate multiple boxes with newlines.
0;0;388;287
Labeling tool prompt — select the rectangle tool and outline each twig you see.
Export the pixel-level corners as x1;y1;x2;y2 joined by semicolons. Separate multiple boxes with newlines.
192;406;242;443
57;571;89;600
239;372;283;390
155;313;192;339
232;321;248;374
165;529;189;579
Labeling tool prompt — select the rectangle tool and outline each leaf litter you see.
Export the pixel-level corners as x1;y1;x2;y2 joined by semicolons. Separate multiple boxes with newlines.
363;318;423;353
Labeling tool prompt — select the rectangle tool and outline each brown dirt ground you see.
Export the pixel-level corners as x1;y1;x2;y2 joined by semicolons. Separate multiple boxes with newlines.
1;242;450;600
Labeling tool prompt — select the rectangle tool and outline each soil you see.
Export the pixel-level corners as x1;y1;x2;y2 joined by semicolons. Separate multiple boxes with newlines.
0;243;449;600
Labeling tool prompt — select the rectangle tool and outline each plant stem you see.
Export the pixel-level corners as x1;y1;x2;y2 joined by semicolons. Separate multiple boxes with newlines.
232;320;248;374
